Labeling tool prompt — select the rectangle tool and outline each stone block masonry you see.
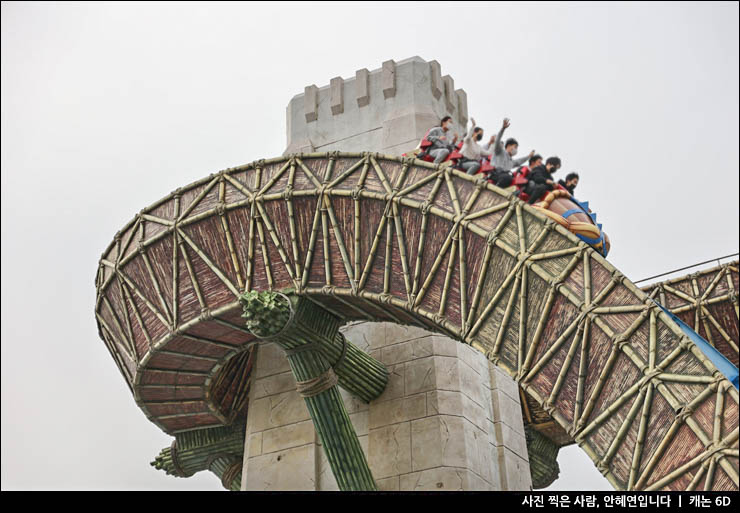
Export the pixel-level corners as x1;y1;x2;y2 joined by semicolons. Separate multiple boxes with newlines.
284;56;469;156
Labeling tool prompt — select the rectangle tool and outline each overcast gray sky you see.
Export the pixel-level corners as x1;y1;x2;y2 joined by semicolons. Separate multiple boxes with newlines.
2;1;738;491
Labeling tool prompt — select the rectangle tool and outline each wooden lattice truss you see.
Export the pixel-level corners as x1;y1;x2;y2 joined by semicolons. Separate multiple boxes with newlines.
520;260;739;487
642;263;738;367
95;153;739;491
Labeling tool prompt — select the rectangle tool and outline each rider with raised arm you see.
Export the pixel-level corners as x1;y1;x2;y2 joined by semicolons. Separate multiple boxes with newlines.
491;118;535;188
459;117;492;175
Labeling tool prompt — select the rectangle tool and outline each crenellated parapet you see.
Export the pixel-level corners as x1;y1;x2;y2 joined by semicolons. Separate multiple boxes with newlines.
285;56;468;156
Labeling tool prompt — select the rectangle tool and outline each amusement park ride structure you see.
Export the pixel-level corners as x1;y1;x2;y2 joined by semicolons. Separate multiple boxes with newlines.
95;57;739;491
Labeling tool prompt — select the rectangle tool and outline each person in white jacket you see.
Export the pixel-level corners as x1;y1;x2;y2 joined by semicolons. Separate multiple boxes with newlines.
458;117;493;175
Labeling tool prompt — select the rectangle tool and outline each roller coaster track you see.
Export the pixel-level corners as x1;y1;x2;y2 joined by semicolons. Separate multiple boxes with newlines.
642;262;739;367
95;153;739;491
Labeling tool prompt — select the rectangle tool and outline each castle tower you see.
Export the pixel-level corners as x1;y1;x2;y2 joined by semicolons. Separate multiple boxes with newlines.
284;56;468;156
240;57;533;491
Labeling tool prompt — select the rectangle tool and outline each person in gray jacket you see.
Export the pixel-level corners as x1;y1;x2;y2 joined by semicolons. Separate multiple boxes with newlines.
491;118;535;187
426;116;458;163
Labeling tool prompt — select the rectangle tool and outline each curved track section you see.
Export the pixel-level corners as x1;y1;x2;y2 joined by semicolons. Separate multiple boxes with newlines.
642;262;738;367
95;153;739;491
522;262;739;462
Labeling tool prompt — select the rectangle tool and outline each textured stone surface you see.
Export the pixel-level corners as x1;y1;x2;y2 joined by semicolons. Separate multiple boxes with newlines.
261;420;316;454
339;386;369;414
433;355;461;392
381;340;415;366
492;388;526;435
476;427;494;483
490;362;521;402
304;85;318;123
463;420;486;479
381;59;396;99
411;415;467;471
426;389;463;417
442;75;455;112
349;411;369;437
463;391;491;434
456;89;468;126
369;422;412;479
251;371;296;399
330;76;344;115
248;432;262;457
385;323;434;346
381;337;435;365
432;335;458;357
405;356;437;396
316;440;338;491
369;393;426;429
377;476;400;491
400;467;476;491
356;68;370;107
347;322;387;350
379;363;405;401
381;109;438;150
459;359;486;407
500;447;533;491
248;390;311;432
253;343;291;378
429;60;442;100
284;56;469;156
489;444;503;491
458;342;490;377
494;421;529;461
245;444;316;491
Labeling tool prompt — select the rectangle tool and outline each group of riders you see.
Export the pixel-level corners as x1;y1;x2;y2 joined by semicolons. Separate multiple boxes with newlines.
414;116;580;205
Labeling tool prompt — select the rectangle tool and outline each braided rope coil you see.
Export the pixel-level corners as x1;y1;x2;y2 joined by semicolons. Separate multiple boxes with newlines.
295;367;339;398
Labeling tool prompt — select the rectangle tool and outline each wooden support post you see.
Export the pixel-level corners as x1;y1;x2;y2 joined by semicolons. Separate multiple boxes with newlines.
239;290;387;491
151;423;245;491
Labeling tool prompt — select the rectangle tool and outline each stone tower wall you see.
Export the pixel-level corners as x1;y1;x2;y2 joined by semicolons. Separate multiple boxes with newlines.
284;56;468;156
